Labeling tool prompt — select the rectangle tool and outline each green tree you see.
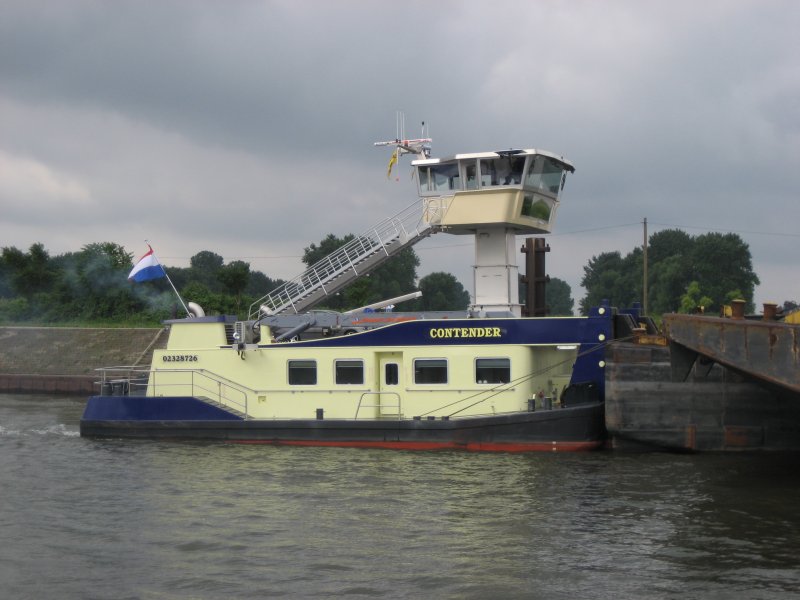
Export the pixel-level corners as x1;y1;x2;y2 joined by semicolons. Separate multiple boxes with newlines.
0;241;295;324
414;272;470;311
342;277;374;309
181;281;236;316
579;251;627;314
0;242;160;322
77;243;140;319
368;248;419;301
679;281;713;314
689;232;759;313
648;254;686;315
246;271;285;298
217;260;251;313
82;242;133;270
302;234;354;310
2;243;55;297
647;229;692;265
303;234;356;267
646;229;693;314
0;251;14;298
191;250;225;272
546;277;574;316
0;297;29;322
581;230;759;315
49;242;143;320
188;251;225;291
302;234;420;311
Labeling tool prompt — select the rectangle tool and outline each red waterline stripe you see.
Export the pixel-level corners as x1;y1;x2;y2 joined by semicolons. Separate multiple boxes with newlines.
228;439;603;452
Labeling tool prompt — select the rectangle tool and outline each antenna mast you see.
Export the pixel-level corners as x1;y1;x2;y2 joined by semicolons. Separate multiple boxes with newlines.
374;111;432;159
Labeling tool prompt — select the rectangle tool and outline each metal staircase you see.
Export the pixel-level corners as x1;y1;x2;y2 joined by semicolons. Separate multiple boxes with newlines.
249;198;447;318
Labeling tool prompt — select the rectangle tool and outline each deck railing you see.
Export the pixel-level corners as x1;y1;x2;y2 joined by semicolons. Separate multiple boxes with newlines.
355;391;402;419
95;366;252;417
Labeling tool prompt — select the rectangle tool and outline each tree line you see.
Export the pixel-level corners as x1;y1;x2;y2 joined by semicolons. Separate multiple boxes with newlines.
0;236;472;325
3;228;781;325
579;229;788;316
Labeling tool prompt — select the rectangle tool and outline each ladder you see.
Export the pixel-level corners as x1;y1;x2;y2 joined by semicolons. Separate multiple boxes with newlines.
248;198;446;318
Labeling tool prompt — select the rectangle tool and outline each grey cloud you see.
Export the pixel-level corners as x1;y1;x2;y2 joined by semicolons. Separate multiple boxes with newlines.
1;0;798;306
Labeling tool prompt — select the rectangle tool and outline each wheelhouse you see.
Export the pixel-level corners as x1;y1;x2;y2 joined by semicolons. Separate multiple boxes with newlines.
412;149;575;235
414;150;574;197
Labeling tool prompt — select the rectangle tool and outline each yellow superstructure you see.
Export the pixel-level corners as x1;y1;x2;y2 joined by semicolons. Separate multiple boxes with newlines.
146;319;577;421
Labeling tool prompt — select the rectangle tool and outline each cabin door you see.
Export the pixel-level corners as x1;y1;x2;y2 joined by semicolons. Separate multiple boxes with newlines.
377;353;402;416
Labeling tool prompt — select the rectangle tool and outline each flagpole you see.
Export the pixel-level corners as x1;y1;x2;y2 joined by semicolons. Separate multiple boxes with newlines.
146;241;191;317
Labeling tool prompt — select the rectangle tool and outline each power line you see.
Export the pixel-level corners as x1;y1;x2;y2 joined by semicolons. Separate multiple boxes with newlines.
647;222;800;238
549;222;641;236
158;221;797;263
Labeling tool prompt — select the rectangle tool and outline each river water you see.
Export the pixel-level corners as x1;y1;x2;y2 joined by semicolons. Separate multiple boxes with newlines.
1;393;799;599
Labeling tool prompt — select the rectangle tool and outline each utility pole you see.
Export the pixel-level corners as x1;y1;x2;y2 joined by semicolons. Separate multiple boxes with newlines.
643;217;648;315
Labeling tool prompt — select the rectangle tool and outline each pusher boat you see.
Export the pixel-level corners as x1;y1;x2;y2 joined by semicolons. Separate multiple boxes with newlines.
81;140;617;451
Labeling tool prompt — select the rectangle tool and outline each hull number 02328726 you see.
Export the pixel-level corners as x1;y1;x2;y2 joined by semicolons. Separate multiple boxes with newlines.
162;355;199;362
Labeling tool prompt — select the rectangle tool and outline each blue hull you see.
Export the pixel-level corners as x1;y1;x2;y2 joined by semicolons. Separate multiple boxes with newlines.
80;395;606;451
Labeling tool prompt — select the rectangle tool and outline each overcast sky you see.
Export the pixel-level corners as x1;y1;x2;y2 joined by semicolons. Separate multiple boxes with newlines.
1;0;798;310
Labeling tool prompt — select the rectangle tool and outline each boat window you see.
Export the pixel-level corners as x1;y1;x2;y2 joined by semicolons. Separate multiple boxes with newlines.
288;360;317;385
475;358;511;384
525;156;566;195
463;160;479;190
417;166;431;192
481;156;524;186
414;358;448;384
479;160;495;186
335;359;364;385
429;162;460;192
521;195;552;221
385;363;399;385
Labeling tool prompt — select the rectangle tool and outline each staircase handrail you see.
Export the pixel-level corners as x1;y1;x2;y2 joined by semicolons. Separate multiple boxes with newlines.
248;197;442;318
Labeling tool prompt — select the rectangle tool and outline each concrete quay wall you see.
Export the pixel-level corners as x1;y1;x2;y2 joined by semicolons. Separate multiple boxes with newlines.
0;326;168;394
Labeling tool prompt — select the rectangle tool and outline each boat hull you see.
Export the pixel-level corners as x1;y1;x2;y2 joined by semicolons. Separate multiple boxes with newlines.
80;396;606;452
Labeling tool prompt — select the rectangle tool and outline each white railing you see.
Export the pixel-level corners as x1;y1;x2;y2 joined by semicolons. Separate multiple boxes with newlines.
248;197;444;318
95;366;252;417
355;391;402;419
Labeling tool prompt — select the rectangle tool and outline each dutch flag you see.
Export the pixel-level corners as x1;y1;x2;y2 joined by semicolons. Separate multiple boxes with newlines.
128;245;167;282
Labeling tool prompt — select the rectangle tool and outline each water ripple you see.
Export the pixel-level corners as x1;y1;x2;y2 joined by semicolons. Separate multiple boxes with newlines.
1;395;800;599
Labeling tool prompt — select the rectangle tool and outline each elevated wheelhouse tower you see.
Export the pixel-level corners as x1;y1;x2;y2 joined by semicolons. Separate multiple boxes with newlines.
412;149;574;316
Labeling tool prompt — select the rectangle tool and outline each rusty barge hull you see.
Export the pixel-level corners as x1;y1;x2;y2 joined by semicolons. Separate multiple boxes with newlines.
606;327;800;452
664;313;800;394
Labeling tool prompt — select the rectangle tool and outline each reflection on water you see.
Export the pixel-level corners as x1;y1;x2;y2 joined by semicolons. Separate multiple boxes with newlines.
1;394;799;599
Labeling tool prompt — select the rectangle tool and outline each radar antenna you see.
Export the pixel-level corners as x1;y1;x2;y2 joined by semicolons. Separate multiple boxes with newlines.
374;111;432;178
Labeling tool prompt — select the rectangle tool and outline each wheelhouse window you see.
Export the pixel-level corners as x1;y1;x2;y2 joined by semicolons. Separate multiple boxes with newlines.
335;359;364;385
524;156;566;195
463;160;479;189
431;163;460;191
414;359;448;384
418;166;431;192
481;156;524;186
476;358;511;384
521;194;553;222
288;360;317;385
417;163;461;193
